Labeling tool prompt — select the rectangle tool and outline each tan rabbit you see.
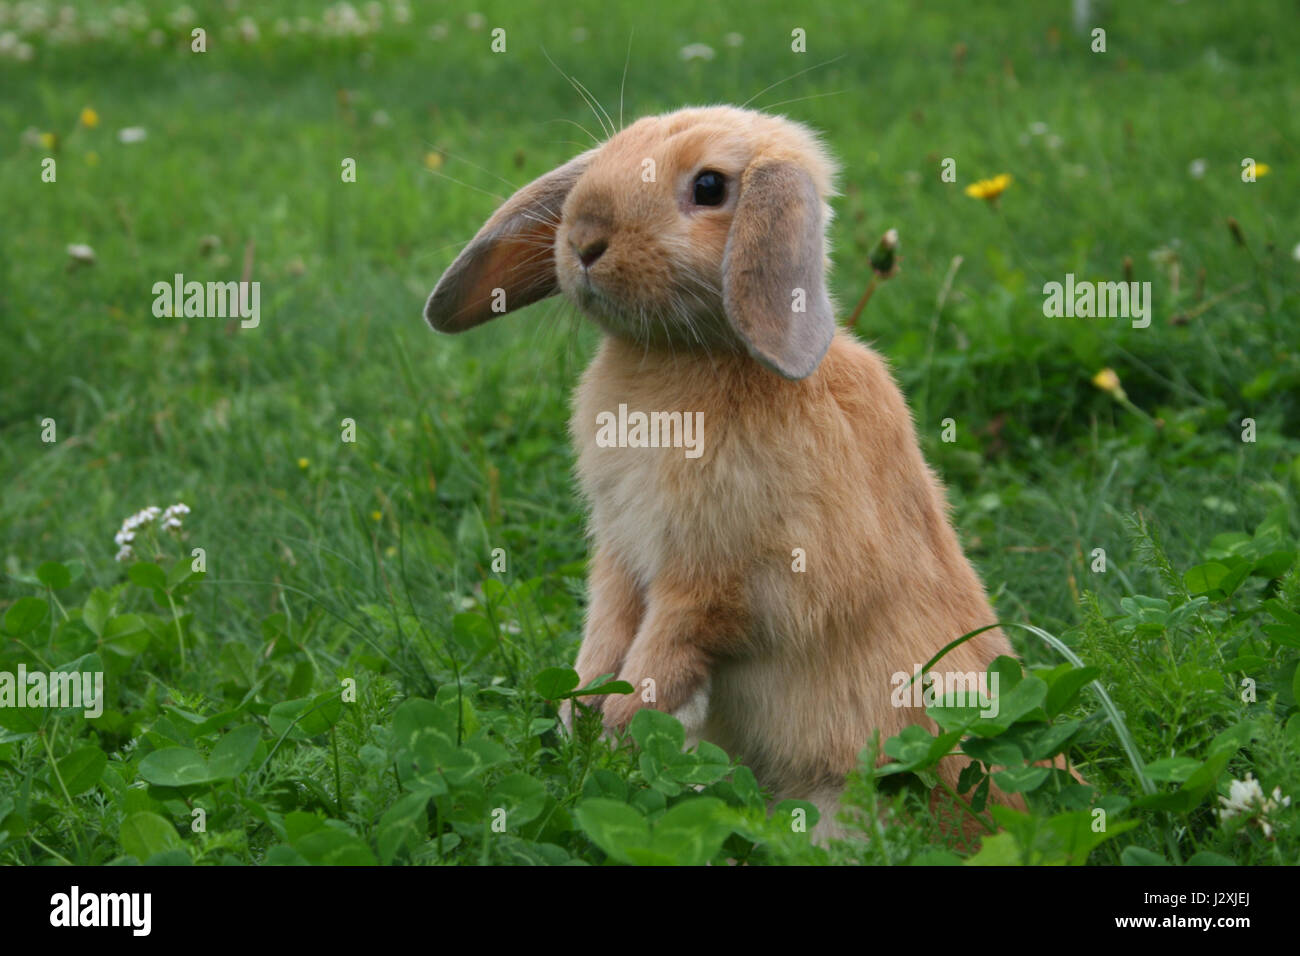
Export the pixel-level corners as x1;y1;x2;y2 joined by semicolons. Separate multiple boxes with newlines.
426;106;1028;839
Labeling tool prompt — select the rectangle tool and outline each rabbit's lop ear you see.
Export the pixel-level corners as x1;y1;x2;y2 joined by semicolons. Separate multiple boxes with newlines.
722;162;835;380
425;151;592;333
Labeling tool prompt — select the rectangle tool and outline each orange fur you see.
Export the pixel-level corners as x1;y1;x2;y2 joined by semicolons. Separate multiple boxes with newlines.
427;106;1035;840
571;334;1017;835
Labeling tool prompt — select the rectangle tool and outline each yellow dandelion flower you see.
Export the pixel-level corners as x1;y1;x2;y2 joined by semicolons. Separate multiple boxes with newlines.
371;510;383;522
1091;367;1126;398
39;131;56;150
297;457;310;469
424;151;443;170
1253;163;1271;178
80;107;100;128
965;173;1012;201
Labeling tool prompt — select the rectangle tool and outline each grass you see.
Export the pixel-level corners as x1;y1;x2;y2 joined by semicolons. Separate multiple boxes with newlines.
0;0;1297;865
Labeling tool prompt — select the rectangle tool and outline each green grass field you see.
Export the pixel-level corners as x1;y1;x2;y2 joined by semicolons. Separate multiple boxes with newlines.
1;0;1298;865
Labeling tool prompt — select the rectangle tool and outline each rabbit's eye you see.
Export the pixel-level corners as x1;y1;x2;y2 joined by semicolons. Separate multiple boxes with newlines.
692;171;726;206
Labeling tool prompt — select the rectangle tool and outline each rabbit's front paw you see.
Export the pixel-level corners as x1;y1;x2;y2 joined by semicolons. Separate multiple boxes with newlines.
558;697;576;736
671;679;711;748
558;694;607;737
600;676;711;745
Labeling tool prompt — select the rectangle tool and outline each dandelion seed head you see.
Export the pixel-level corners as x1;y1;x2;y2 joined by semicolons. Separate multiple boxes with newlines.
679;43;715;61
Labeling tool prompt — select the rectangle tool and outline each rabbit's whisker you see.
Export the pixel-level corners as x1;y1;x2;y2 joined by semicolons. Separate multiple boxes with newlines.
760;90;847;112
569;73;617;140
539;119;601;147
541;46;614;140
619;30;635;131
424;167;507;203
516;211;561;229
741;53;847;110
422;142;523;193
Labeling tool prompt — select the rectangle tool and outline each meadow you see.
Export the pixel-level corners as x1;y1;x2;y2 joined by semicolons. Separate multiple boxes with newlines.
1;0;1298;865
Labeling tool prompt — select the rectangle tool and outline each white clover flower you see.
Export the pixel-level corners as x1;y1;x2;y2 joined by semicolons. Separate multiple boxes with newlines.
117;126;146;143
1217;774;1265;818
67;243;96;264
1029;121;1048;136
1188;158;1207;179
237;16;258;42
0;33;28;59
325;2;367;36
465;11;486;30
114;503;189;558
167;6;195;30
680;43;715;61
161;502;190;532
17;3;48;31
117;504;158;544
1217;773;1291;839
1292;241;1300;263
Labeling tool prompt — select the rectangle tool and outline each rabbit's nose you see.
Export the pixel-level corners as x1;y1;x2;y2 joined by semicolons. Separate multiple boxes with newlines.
574;236;608;268
568;216;611;268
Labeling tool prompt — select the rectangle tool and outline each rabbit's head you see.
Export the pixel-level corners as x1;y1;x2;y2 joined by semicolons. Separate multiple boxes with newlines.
425;105;839;379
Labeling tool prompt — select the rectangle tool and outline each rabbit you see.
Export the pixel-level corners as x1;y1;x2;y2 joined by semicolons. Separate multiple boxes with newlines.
425;105;1034;840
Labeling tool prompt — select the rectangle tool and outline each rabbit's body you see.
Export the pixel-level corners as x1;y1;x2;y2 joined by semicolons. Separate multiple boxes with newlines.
572;331;1012;825
426;104;1026;837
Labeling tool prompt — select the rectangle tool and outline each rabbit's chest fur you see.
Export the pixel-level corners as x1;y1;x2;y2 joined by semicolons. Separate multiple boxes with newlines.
572;333;916;594
570;332;1011;796
572;340;791;586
